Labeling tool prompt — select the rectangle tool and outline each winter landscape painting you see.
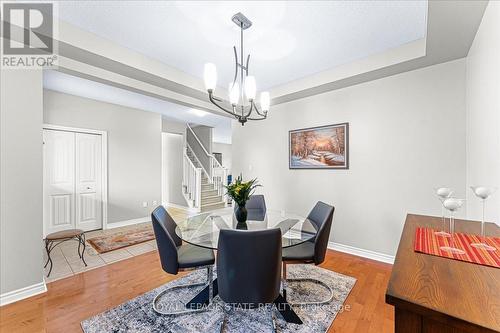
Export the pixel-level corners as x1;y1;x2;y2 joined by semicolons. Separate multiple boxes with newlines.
289;123;349;169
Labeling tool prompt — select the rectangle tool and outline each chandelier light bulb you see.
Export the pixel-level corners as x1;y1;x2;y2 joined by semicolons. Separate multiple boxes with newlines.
260;91;270;111
229;82;240;105
244;76;256;100
204;63;217;91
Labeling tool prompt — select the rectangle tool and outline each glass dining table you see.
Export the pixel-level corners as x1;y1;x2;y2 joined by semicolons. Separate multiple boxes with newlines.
174;207;316;324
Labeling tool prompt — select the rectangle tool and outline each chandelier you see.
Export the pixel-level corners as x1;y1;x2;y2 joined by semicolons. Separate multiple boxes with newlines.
203;12;270;126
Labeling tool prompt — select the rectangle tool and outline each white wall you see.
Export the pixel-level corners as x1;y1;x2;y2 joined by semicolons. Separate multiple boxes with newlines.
465;1;500;225
161;118;187;207
43;90;162;224
232;59;467;256
162;132;186;207
1;70;45;297
162;117;186;134
213;142;232;174
191;125;213;154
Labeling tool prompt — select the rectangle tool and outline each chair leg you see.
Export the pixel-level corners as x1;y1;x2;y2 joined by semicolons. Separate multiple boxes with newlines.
153;266;213;316
207;266;213;303
270;304;277;333
219;304;229;333
282;262;287;300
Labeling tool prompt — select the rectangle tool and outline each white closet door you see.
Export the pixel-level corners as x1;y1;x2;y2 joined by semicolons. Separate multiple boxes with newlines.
75;132;102;231
43;129;76;235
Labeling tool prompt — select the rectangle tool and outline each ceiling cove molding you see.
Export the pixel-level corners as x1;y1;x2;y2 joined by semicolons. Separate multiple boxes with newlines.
30;0;488;111
269;0;488;105
54;20;233;116
56;55;231;117
270;38;426;105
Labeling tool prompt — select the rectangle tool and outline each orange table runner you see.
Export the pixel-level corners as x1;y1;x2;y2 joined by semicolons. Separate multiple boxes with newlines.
414;227;500;268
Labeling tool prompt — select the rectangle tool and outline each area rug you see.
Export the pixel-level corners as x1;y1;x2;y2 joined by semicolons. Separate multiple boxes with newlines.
81;264;356;332
87;227;155;254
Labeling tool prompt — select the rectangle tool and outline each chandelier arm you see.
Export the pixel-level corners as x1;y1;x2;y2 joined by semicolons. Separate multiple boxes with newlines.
208;92;242;120
247;106;266;120
243;100;255;118
245;54;250;75
252;100;265;117
232;46;238;87
246;115;267;121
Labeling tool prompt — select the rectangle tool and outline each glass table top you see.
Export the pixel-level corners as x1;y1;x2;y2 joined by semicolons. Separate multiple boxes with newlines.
174;207;317;250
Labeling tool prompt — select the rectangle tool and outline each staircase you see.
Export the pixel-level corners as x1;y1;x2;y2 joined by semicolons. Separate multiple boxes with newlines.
182;124;228;212
185;148;226;212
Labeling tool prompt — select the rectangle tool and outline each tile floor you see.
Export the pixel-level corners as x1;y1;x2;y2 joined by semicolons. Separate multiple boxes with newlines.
43;206;190;283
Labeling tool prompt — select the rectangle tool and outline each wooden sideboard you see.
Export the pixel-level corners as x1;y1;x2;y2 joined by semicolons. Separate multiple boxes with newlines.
386;214;500;333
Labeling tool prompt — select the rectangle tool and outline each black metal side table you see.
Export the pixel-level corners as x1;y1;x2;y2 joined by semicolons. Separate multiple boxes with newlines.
44;229;87;277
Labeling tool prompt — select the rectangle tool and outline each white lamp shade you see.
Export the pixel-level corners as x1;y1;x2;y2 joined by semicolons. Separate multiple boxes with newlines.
443;198;465;211
204;63;217;91
260;91;270;111
228;82;240;105
244;76;256;100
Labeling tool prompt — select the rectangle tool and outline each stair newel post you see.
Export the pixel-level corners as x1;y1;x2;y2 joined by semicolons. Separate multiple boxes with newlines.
222;168;228;207
195;168;202;212
182;148;186;191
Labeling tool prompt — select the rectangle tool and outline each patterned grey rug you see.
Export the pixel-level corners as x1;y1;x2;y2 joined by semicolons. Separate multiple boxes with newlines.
81;264;356;333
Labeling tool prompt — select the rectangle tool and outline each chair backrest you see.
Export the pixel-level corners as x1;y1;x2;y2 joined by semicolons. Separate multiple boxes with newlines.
246;194;266;211
236;194;266;221
217;229;282;307
151;206;181;275
307;201;335;265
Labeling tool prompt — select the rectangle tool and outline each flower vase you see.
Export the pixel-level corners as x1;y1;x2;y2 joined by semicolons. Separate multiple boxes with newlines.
235;204;248;229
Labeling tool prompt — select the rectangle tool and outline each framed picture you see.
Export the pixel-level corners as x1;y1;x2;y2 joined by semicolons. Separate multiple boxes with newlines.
289;122;349;169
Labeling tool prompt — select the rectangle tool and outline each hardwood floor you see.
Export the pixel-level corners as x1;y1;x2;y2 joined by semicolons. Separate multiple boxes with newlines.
0;248;393;333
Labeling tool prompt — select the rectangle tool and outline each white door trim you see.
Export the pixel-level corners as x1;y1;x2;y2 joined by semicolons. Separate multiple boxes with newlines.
43;124;108;231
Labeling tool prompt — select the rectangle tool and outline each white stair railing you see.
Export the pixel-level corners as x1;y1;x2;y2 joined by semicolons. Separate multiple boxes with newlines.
185;124;228;207
211;156;228;203
186;143;210;180
182;147;202;212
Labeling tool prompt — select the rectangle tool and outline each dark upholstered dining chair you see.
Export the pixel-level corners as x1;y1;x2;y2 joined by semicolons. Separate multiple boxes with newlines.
282;201;335;305
217;228;282;332
151;206;215;315
235;194;267;221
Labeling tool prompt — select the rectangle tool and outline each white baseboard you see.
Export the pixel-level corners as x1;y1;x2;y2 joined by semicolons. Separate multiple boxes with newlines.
286;229;394;264
0;281;47;306
105;216;150;229
163;202;198;213
328;241;395;264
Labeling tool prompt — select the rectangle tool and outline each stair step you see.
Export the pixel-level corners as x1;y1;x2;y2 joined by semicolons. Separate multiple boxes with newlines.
202;183;215;191
202;189;218;197
202;195;223;204
201;201;226;212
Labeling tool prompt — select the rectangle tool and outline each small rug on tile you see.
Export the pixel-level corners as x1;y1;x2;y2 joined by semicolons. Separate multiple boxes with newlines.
87;227;155;254
81;264;356;333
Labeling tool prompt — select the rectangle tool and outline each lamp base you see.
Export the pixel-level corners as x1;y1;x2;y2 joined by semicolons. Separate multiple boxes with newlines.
471;242;496;251
440;246;465;255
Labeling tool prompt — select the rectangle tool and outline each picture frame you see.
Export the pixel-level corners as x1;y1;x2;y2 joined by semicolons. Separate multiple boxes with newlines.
289;122;349;169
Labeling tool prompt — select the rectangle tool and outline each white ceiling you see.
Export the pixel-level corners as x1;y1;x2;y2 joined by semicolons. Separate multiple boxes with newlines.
55;1;427;91
43;70;233;144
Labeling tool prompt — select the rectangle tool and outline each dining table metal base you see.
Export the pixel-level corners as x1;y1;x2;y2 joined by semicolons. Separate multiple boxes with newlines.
185;278;303;324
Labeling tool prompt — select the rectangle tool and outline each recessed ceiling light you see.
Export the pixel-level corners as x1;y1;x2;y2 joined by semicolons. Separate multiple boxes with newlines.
188;109;208;117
